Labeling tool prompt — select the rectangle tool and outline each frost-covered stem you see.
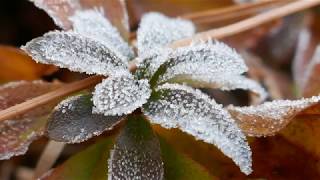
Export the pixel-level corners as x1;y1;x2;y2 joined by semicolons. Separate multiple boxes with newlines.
181;0;289;23
34;141;65;179
171;0;320;47
0;75;103;122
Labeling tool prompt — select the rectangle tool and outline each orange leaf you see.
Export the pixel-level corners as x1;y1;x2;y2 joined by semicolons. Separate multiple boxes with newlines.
0;46;57;82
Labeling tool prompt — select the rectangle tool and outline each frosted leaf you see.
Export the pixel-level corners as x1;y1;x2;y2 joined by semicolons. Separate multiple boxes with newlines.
143;83;252;175
30;0;81;29
137;12;195;56
0;80;61;160
70;9;134;60
92;73;151;116
47;94;124;143
228;95;320;137
109;115;164;180
157;41;248;84
168;74;267;102
134;48;171;80
22;31;129;76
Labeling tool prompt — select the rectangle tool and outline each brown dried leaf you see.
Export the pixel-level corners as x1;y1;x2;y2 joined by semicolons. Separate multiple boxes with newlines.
0;80;61;159
228;95;320;137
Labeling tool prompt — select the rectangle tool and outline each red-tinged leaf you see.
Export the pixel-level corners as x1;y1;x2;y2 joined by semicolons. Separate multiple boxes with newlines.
228;96;320;137
0;46;57;82
0;80;61;160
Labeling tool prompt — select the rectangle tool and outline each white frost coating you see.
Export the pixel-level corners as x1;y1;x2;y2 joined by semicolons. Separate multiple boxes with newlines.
70;9;134;60
30;0;81;29
135;48;172;79
158;41;248;84
93;73;151;116
229;95;320;122
176;74;267;102
21;31;129;76
143;83;252;174
137;12;195;56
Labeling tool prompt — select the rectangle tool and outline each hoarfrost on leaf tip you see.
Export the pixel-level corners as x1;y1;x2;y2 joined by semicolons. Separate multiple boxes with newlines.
93;73;151;116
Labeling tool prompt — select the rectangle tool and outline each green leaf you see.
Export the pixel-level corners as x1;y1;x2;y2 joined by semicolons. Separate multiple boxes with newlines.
159;137;215;180
41;138;113;180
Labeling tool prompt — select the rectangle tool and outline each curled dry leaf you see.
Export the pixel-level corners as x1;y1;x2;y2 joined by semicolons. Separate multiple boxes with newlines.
47;94;124;143
228;95;320;137
109;115;164;180
0;45;57;82
0;80;61;160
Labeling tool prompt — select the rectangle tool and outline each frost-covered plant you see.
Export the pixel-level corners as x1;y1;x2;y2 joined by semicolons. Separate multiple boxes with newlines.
19;0;312;177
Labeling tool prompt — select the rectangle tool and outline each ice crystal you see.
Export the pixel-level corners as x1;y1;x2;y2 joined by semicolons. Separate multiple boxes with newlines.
137;12;195;55
143;83;252;174
22;31;129;76
93;73;151;116
48;95;124;143
70;9;134;60
157;41;248;84
108;116;164;180
228;95;320;136
170;74;267;102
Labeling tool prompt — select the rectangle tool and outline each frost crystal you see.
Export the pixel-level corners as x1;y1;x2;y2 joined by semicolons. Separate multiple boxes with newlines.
48;95;124;143
22;31;129;76
228;95;320;137
70;9;134;60
171;74;267;102
93;73;151;116
143;83;252;174
157;41;248;84
137;12;195;55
